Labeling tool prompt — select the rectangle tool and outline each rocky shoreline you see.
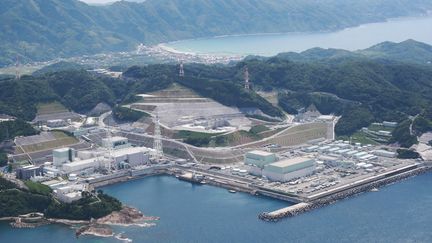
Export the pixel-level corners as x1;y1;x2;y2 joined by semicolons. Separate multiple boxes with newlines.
76;206;159;239
259;166;432;222
96;206;159;226
2;206;158;241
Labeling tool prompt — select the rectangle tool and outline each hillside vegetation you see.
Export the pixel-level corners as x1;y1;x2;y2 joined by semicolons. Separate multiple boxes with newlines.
0;119;38;143
0;177;122;220
123;65;283;117
1;42;432;138
1;0;432;65
0;70;127;120
112;106;149;123
274;40;432;65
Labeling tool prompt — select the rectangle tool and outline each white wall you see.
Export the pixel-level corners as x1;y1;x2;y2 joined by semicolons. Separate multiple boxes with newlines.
263;166;315;182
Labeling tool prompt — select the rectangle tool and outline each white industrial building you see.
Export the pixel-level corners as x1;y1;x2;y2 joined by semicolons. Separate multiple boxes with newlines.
244;150;278;175
262;157;316;182
112;147;150;167
62;157;105;174
373;149;397;158
383;121;398;128
304;145;319;153
54;184;87;203
61;146;151;174
53;147;75;167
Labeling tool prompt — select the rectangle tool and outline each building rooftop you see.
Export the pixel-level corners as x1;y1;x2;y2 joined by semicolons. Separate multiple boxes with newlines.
21;165;40;169
318;115;335;121
110;136;128;142
112;147;149;157
269;157;312;168
53;147;71;153
247;150;274;157
63;157;102;167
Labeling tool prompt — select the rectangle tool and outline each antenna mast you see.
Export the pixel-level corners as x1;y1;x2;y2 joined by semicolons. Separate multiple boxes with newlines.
244;66;250;90
179;60;185;77
15;56;21;80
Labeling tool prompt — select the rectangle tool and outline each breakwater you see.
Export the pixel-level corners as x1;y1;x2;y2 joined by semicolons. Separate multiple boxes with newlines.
259;165;432;222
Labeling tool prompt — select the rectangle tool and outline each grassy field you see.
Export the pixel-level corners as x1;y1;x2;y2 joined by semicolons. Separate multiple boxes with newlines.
250;125;270;134
24;181;52;196
149;83;201;98
19;131;78;153
36;101;68;115
11;160;31;168
214;130;262;147
350;132;380;145
368;124;394;132
175;125;284;147
174;130;223;147
348;123;395;145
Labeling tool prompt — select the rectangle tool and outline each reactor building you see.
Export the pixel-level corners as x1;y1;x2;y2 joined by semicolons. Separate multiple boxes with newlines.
262;157;316;182
244;150;316;182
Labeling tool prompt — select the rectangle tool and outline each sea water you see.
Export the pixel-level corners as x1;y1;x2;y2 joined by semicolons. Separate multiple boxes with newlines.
1;173;432;243
163;16;432;56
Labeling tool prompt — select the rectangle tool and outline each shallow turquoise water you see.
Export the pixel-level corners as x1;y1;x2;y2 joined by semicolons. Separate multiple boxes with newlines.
1;173;432;243
165;16;432;56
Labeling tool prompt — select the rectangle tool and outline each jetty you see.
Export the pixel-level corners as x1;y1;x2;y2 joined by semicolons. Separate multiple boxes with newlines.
259;203;310;222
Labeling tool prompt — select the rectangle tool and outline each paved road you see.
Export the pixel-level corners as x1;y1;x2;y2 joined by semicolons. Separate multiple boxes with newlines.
98;111;112;128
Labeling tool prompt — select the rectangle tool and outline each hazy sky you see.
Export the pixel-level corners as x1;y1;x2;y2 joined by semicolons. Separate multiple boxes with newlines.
80;0;116;4
80;0;145;4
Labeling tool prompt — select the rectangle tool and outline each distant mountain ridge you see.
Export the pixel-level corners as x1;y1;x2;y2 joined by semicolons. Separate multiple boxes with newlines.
1;0;432;66
271;40;432;65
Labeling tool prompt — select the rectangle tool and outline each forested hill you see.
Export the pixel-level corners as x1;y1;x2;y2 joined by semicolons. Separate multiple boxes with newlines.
161;60;432;136
269;40;432;65
0;67;282;120
2;0;432;66
122;58;432;136
1;55;432;137
236;58;432;135
0;71;126;120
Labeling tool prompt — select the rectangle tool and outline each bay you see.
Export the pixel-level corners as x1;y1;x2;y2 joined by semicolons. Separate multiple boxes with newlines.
1;173;432;242
163;16;432;56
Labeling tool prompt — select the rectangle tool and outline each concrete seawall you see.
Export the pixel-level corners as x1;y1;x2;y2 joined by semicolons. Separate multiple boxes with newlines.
89;166;170;187
259;165;432;222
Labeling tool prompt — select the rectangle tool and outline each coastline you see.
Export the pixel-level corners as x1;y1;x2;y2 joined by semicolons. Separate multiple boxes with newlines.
1;205;158;240
1;163;430;241
158;13;432;56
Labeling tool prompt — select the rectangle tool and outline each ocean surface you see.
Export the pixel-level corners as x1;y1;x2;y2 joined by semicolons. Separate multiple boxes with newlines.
163;15;432;56
1;173;432;243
